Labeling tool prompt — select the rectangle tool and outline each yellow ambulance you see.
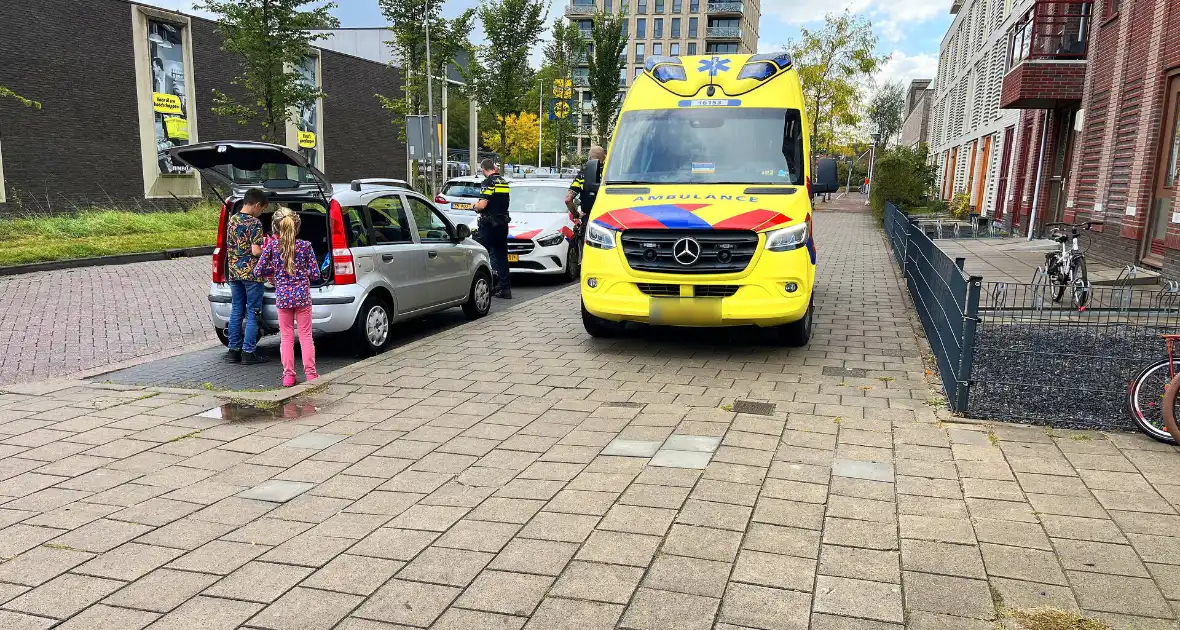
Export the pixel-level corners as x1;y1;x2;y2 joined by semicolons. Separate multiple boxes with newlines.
579;52;824;345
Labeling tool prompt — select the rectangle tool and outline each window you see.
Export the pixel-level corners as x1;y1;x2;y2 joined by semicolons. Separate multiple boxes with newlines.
654;18;663;37
341;206;372;247
605;108;807;186
687;42;697;55
1166;98;1180;188
706;42;737;53
635;42;645;61
653;43;663;56
605;0;612;10
1105;0;1120;17
670;43;680;55
367;196;412;244
671;17;681;37
655;0;664;12
510;185;572;213
635;67;643;77
709;17;738;28
409;198;451;242
637;0;647;13
636;18;646;38
672;0;682;11
620;68;627;86
148;19;191;175
621;18;628;36
690;0;699;12
689;17;698;37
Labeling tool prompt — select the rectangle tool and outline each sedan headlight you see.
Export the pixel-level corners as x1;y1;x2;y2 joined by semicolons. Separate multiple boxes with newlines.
536;233;565;247
764;221;809;252
586;222;617;250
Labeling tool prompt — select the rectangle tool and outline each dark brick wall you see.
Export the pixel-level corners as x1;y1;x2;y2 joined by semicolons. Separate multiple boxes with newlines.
0;0;405;215
999;61;1087;110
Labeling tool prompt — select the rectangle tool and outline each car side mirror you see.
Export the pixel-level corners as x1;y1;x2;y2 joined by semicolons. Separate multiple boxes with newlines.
454;223;471;241
583;159;601;194
811;158;839;195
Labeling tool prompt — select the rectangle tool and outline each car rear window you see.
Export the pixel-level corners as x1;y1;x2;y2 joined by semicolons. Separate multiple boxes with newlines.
442;182;481;197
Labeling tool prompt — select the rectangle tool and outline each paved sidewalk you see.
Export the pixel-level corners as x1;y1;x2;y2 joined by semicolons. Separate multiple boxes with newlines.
0;208;1178;629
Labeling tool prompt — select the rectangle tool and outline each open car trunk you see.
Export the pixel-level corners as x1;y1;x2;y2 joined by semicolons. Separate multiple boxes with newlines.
222;197;334;288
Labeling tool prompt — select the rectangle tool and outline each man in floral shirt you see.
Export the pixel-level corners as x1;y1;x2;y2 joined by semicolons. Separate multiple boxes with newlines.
225;188;269;364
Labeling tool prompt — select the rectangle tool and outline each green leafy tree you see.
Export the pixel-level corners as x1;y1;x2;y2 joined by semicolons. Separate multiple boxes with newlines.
377;0;475;141
869;143;937;222
197;0;339;142
470;0;548;156
0;87;40;109
586;10;627;143
787;10;887;153
867;80;906;150
542;20;586;168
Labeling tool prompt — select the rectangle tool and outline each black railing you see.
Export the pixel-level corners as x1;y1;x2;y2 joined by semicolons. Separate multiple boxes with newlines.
884;202;981;411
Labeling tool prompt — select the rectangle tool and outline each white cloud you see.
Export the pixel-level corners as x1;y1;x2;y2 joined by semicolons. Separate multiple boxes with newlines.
133;0;215;18
875;50;938;87
760;0;948;44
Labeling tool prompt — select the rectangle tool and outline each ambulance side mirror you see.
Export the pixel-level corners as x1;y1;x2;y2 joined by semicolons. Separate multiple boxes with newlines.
812;158;839;194
583;159;601;194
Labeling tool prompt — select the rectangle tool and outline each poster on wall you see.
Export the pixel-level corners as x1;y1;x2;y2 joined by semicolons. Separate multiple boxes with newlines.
296;57;319;174
149;20;190;174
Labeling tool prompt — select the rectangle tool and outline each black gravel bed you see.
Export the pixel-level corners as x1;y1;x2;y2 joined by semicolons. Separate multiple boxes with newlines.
967;323;1170;432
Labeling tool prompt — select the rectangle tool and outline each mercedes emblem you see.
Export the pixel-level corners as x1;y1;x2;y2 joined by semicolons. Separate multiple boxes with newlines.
673;237;701;265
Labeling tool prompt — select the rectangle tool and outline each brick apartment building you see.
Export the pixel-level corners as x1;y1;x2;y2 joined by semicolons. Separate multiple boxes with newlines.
0;0;407;215
1060;0;1180;276
900;79;934;149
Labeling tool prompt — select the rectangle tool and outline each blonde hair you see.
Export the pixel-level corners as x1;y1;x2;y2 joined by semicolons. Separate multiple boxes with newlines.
271;206;301;275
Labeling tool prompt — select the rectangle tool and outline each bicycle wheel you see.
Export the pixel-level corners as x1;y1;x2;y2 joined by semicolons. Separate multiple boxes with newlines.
1163;373;1180;444
1128;358;1180;443
1049;267;1066;302
1071;258;1091;310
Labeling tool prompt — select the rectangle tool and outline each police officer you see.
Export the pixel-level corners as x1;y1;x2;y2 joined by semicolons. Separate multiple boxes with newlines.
474;158;512;299
566;145;606;219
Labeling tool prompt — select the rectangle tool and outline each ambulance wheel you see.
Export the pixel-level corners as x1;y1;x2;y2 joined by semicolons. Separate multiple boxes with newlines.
582;301;623;338
776;298;813;347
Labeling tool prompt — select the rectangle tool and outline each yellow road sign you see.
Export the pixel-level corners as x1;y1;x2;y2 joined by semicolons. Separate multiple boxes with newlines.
552;78;572;100
553;100;570;119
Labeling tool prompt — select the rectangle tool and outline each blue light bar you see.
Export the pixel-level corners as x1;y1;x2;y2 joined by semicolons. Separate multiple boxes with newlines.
737;61;776;81
644;55;683;72
653;65;688;82
747;51;793;70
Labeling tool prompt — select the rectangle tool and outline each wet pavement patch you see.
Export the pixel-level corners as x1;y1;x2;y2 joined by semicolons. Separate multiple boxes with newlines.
732;400;776;416
822;366;869;379
198;400;319;421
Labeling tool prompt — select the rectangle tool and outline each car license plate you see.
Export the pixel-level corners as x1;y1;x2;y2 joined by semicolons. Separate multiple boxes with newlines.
650;298;722;326
507;254;519;263
451;202;472;209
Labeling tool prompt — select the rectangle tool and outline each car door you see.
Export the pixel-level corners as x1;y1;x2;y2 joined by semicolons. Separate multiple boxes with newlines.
363;194;427;315
406;195;470;304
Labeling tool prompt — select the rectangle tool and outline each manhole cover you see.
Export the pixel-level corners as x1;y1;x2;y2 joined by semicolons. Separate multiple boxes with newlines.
732;400;776;415
822;366;868;378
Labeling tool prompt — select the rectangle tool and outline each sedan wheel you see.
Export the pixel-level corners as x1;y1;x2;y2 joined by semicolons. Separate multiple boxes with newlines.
366;305;390;348
463;271;493;320
351;297;393;356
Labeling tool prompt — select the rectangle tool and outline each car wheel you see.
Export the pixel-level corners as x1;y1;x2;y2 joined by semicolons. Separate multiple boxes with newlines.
582;300;623;338
463;270;493;320
564;241;581;283
351;295;393;356
215;327;230;347
774;298;814;347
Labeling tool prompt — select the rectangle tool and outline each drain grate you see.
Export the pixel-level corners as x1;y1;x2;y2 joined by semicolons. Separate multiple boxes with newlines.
822;366;868;379
732;400;776;415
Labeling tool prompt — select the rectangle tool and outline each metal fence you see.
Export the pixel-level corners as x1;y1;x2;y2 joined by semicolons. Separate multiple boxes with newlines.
884;202;981;411
885;201;1180;430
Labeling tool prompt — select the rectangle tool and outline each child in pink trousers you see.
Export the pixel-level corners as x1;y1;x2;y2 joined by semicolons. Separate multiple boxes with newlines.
253;207;320;387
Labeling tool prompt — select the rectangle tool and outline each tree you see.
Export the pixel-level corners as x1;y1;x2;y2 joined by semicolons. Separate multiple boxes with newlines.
197;0;339;142
481;112;539;164
471;0;548;156
869;143;936;222
787;10;887;154
542;20;586;168
0;87;40;109
867;80;906;150
586;10;627;142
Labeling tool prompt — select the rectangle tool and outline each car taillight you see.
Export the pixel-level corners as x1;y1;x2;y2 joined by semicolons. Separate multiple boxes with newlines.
212;199;229;283
435;194;447;204
328;200;356;285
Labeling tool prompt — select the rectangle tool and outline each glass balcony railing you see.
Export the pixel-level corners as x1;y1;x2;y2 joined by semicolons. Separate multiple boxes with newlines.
565;2;597;16
706;1;743;13
1006;0;1090;70
705;26;741;39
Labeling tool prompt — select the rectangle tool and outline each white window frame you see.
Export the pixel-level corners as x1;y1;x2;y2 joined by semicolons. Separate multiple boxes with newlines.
286;51;325;172
132;5;201;199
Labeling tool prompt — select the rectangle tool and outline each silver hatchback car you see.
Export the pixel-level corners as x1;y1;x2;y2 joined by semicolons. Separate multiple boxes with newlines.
171;141;494;355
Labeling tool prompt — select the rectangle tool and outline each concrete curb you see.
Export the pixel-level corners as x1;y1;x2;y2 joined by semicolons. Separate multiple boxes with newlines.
0;246;214;277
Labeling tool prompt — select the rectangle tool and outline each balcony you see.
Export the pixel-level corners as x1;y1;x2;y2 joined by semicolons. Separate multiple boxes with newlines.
565;2;597;17
998;0;1090;109
705;26;741;39
706;1;743;14
579;29;593;40
573;75;589;87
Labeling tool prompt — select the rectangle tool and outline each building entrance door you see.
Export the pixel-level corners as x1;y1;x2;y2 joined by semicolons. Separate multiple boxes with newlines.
1047;109;1078;227
1144;74;1180;268
995;126;1015;226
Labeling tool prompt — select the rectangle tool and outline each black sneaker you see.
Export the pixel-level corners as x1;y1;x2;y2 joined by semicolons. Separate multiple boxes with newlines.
241;351;268;364
225;349;241;363
496;290;513;300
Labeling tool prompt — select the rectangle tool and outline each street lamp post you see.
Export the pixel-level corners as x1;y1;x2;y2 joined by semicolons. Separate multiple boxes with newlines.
424;11;436;195
865;132;880;206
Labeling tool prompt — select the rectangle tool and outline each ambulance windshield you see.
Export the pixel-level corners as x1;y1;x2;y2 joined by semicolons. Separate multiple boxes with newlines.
604;107;805;186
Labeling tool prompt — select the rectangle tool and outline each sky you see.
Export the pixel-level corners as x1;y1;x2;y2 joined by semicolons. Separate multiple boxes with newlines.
148;0;950;89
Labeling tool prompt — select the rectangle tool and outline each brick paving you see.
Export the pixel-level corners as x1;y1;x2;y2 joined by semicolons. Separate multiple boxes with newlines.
0;206;1178;629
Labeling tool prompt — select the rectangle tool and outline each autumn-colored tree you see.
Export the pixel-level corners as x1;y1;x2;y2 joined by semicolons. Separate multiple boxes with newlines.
481;112;539;165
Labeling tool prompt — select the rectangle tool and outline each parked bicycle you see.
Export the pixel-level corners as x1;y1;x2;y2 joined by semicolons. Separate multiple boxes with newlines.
1043;221;1102;310
1129;335;1180;443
